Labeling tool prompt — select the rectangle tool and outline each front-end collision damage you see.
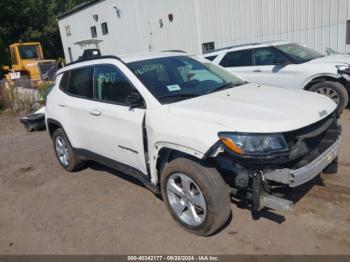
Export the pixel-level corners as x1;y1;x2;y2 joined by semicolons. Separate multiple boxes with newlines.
149;142;206;185
336;64;350;82
336;64;350;91
204;113;341;212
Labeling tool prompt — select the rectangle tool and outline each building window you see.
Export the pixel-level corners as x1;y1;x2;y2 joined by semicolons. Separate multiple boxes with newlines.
202;42;215;54
65;25;71;36
90;26;97;38
101;22;108;35
347;21;350;44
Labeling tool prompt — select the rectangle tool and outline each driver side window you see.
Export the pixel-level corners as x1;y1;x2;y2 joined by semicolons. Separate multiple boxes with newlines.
253;47;286;66
94;65;138;105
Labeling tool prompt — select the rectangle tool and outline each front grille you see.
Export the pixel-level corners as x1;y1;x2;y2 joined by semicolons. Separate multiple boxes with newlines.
283;113;340;169
39;62;58;81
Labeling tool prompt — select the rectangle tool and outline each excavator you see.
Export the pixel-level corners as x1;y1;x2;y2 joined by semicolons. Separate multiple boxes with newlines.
2;42;57;85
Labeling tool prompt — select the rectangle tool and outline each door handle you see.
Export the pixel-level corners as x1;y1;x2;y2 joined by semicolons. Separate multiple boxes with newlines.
253;69;262;73
58;102;66;107
89;109;102;116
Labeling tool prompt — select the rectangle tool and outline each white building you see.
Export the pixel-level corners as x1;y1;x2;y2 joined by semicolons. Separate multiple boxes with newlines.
58;0;350;63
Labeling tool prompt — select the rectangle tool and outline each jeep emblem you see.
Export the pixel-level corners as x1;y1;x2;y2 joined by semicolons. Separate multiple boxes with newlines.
319;110;327;118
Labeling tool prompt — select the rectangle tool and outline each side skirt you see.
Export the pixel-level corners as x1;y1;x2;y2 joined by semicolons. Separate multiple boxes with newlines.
75;148;160;195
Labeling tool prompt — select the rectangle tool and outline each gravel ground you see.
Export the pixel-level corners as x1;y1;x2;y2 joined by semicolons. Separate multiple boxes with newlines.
0;110;350;255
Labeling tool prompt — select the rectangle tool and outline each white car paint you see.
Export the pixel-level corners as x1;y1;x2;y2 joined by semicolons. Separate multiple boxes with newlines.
46;52;337;185
204;41;350;90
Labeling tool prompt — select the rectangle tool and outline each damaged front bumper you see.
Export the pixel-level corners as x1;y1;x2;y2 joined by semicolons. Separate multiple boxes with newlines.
228;138;340;213
264;139;340;187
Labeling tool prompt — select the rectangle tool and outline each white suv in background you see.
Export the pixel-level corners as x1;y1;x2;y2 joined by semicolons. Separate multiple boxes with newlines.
46;51;340;236
203;41;350;114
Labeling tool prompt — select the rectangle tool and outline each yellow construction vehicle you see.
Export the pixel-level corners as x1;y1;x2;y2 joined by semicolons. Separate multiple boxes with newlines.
2;42;58;84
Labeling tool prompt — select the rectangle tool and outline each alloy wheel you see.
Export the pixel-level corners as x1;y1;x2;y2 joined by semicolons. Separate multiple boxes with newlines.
315;87;340;104
166;173;207;226
55;136;70;166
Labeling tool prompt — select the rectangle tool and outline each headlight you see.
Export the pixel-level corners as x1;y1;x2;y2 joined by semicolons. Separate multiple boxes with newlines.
336;65;350;74
218;132;289;156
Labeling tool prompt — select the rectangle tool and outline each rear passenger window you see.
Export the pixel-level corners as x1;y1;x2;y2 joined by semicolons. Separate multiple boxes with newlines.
67;67;93;98
94;66;137;105
59;72;69;91
220;50;252;67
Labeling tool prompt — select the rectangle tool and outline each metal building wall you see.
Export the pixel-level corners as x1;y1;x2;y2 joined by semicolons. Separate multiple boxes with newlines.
197;0;350;54
58;0;200;62
58;0;350;62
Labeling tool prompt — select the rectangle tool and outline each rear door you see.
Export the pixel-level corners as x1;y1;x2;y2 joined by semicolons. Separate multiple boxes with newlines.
55;66;99;150
219;49;254;80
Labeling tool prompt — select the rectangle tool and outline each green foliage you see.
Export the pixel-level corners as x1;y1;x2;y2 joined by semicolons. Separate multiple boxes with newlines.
0;0;86;66
37;82;54;101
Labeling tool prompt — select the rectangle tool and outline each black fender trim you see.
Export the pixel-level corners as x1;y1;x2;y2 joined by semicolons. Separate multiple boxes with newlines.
46;118;64;137
75;148;160;194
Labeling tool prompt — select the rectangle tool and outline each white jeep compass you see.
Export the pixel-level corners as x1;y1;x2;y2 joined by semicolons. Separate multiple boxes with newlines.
46;51;341;236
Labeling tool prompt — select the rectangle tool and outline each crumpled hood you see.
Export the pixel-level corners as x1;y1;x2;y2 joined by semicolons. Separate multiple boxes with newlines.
168;83;337;133
307;55;350;65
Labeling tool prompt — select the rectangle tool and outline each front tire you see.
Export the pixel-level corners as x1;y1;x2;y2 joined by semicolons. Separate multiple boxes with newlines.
160;158;231;236
309;81;349;115
52;128;83;172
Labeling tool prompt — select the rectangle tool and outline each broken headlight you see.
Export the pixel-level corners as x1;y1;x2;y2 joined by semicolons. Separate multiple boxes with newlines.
218;132;289;156
336;65;350;81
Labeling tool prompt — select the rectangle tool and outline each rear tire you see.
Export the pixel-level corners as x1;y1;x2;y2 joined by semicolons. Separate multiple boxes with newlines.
309;81;349;115
160;158;231;236
52;128;84;172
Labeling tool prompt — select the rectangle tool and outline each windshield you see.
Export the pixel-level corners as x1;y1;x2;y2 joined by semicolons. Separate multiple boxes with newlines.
275;43;324;63
19;45;40;60
127;56;245;103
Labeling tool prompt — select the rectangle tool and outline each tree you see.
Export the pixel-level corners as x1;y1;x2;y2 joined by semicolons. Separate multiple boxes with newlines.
0;0;86;66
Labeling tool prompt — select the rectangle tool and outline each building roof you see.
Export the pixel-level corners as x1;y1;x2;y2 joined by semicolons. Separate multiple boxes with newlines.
58;0;104;20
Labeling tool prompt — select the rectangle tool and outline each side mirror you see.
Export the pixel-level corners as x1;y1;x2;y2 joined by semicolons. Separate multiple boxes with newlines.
125;92;144;108
275;57;289;65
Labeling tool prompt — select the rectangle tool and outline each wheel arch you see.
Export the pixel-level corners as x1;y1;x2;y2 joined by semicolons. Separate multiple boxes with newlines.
152;143;205;185
303;74;349;91
46;118;64;138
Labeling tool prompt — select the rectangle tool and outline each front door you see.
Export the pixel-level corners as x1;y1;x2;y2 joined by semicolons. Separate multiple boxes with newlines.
248;47;296;89
87;64;147;175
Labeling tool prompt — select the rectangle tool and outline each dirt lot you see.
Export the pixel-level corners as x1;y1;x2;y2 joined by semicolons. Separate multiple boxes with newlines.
0;110;350;255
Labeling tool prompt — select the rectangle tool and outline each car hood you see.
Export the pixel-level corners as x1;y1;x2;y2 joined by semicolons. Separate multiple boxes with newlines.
168;83;336;133
307;55;350;65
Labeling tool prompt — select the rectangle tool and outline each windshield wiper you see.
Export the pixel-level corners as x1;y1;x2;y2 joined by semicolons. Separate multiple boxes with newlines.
158;93;201;101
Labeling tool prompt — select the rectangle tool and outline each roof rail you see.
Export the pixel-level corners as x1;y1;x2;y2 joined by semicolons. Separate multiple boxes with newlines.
79;49;101;60
162;50;186;53
204;43;261;54
65;55;122;67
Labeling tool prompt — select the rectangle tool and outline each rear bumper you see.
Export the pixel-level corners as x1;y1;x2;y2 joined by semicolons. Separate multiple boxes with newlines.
264;139;340;187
